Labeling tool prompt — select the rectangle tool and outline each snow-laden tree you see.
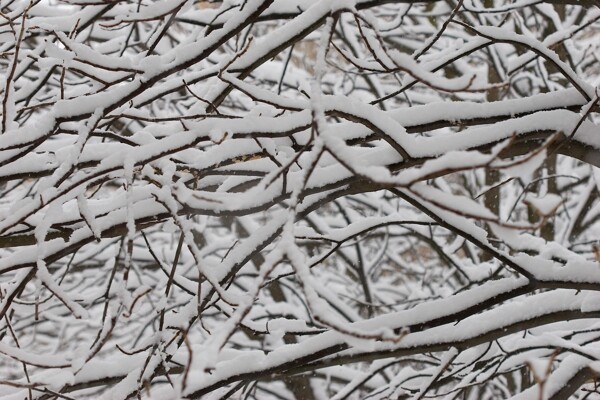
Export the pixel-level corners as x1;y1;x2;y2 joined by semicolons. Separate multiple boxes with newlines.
0;0;599;399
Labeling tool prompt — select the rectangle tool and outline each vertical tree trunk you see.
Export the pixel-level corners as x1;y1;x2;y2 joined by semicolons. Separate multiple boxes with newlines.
482;46;501;261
